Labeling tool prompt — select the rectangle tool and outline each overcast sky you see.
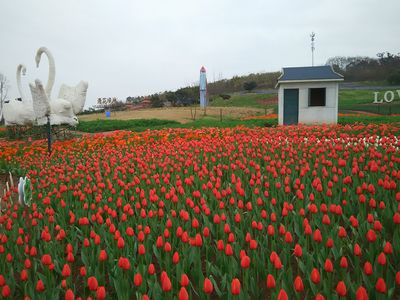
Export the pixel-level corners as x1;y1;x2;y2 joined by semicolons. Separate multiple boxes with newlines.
1;0;399;108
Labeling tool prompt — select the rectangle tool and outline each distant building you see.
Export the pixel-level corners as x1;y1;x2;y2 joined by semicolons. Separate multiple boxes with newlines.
276;66;343;125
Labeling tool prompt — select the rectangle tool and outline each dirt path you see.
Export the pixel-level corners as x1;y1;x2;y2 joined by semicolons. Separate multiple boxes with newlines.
79;106;266;123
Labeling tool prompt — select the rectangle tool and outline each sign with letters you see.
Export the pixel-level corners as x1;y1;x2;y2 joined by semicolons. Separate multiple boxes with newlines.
373;90;400;103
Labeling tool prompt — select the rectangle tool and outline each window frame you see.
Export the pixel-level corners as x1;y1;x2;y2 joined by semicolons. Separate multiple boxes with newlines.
308;88;326;107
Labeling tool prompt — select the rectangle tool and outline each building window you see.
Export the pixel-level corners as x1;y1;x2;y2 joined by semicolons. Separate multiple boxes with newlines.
309;88;326;106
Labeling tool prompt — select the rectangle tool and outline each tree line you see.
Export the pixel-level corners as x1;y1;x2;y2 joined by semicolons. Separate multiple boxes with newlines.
326;52;400;84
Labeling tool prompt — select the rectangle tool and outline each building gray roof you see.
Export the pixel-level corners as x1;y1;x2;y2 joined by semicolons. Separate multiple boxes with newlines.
278;66;344;83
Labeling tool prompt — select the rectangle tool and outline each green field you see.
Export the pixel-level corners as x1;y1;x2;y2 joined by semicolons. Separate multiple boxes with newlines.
339;89;400;114
209;89;400;115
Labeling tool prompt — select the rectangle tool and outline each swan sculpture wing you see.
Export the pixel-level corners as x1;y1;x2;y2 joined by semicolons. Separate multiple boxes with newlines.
29;79;51;122
58;81;88;114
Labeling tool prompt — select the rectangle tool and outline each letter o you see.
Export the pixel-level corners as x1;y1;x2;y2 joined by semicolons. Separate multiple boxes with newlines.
384;91;394;103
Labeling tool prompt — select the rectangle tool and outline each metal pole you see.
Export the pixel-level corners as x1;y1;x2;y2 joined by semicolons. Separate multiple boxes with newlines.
311;32;315;66
47;116;51;155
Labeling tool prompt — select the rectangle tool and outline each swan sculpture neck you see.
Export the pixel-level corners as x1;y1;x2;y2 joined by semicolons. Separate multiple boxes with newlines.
16;64;27;101
35;47;55;98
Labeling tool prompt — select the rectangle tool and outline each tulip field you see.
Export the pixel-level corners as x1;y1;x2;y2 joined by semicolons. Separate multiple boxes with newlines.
0;124;400;299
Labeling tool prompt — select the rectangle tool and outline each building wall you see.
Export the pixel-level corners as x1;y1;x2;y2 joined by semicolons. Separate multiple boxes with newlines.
278;81;339;125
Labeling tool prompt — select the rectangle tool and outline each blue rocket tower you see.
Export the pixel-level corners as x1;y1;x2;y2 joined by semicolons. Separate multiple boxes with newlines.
199;66;207;108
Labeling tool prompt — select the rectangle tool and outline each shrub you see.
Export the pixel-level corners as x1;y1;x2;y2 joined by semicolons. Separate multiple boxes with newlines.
243;81;257;92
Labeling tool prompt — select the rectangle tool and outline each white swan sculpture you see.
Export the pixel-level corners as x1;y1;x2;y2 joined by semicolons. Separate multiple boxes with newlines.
30;47;87;126
35;47;88;114
2;47;87;127
2;64;35;126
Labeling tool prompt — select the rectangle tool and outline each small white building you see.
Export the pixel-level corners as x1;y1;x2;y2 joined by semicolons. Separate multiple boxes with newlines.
276;66;344;125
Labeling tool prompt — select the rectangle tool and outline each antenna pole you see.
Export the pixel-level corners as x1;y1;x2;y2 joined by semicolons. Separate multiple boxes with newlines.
310;32;315;66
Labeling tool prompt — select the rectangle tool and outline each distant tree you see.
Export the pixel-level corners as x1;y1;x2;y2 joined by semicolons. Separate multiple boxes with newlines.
387;70;400;85
150;94;163;108
165;91;178;106
243;81;257;92
0;73;10;121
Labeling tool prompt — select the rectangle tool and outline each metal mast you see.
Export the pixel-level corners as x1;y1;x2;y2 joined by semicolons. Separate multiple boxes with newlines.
310;32;315;66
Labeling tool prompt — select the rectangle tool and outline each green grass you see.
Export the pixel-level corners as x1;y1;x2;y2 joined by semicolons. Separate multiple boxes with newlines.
338;89;400;114
209;93;276;108
74;118;277;133
338;115;400;124
75;119;180;133
207;89;400;115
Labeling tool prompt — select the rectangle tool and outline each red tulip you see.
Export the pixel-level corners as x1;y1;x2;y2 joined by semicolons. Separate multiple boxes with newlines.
266;274;275;289
41;254;52;266
354;243;362;256
274;257;283;269
363;262;373;276
118;257;130;270
88;276;98;291
181;274;189;286
134;273;143;287
161;274;172;292
336;281;346;297
1;285;11;298
225;244;233;256
65;289;75;300
355;286;368;300
340;257;348;268
99;250;107;261
277;289;288;300
249;239;257;249
324;259;333;273
313;229;322;243
315;294;325;300
62;264;71;277
138;244;146;255
311;268;320;284
231;278;241;295
284;232;293;243
240;255;250;269
338;226;346;238
383;242;393;254
173;252;180;264
96;286;106;300
375;278;386;294
20;269;28;281
396;271;400;286
293;244;302;257
294;276;304;292
195;234;203;247
203;278;213;294
366;229;376;242
377;252;386;265
117;237;125;249
179;287;189;300
36;279;45;292
148;263;155;275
